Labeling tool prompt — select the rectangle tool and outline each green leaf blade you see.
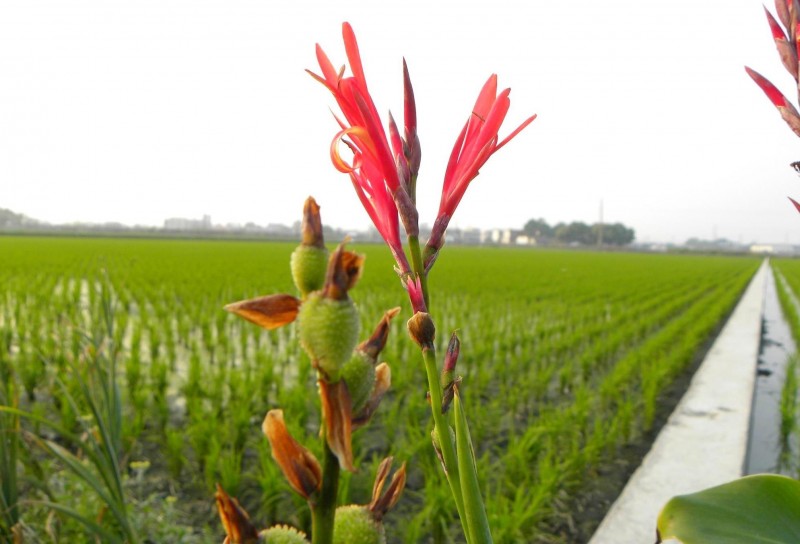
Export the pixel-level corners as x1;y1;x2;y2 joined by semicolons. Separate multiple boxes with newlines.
453;386;493;544
657;474;800;544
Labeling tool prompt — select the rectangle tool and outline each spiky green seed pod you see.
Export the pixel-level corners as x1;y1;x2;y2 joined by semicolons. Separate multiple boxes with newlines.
341;353;376;414
298;292;360;381
260;525;309;543
291;245;329;298
333;505;385;544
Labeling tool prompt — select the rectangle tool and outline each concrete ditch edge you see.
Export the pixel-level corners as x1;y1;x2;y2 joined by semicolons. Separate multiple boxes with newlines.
588;259;768;544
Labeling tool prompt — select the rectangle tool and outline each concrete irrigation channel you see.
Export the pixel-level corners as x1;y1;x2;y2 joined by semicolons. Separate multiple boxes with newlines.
589;259;775;544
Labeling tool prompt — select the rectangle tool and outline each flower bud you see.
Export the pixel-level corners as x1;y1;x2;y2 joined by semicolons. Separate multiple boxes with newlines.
290;197;329;298
440;331;460;387
333;505;384;544
368;457;407;521
343;307;400;415
260;525;309;543
291;246;329;299
215;484;260;544
352;363;391;430
357;307;401;362
441;376;462;415
407;312;435;349
404;276;426;314
341;353;375;415
323;243;364;301
423;214;450;272
298;293;359;381
319;379;355;472
216;484;311;543
332;458;406;544
262;410;322;500
402;59;421;181
298;245;363;380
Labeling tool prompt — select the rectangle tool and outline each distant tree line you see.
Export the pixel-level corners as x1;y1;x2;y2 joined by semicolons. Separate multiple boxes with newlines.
0;208;36;229
523;218;635;246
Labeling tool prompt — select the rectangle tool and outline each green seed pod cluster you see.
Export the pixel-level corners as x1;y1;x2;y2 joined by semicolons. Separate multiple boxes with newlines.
260;525;310;543
333;505;385;544
298;292;360;381
341;352;376;414
290;245;329;298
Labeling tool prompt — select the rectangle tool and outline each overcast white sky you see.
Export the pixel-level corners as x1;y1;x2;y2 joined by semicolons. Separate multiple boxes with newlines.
1;0;800;244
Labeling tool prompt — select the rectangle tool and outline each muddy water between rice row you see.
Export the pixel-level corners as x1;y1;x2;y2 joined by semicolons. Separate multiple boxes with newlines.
746;267;799;476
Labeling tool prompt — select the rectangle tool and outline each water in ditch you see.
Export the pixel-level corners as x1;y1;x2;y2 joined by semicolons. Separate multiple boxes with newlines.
745;264;799;476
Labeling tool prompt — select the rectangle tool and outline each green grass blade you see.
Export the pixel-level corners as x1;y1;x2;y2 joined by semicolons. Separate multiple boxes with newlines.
38;439;130;530
53;376;126;506
33;500;124;544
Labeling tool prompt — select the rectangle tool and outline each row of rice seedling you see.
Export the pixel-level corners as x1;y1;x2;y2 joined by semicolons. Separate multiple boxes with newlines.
0;235;760;542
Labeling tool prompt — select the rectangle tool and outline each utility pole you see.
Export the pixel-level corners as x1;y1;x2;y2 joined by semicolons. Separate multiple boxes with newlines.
598;199;604;247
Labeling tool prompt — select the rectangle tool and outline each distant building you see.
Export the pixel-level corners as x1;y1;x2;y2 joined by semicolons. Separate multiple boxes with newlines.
164;215;212;231
750;244;800;255
515;234;535;246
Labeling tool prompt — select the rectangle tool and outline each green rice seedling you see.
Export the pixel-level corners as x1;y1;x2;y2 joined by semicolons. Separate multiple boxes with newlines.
165;427;187;480
164;318;177;366
256;440;287;524
149;325;161;362
207;357;228;414
216;446;243;498
238;319;250;361
215;309;229;354
2;295;141;543
182;342;204;401
187;403;217;474
201;319;214;359
0;337;20;541
149;354;169;398
123;387;148;448
177;314;191;349
18;348;45;402
781;355;799;447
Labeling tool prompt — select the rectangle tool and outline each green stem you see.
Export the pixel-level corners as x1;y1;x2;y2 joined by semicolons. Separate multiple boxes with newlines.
311;442;340;544
422;346;470;543
409;229;480;542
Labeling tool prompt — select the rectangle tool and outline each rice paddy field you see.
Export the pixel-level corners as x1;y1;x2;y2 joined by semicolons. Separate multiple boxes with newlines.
0;235;762;543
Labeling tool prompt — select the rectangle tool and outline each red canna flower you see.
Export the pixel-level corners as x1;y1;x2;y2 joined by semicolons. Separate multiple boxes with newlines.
426;75;536;261
745;66;800;137
746;3;800;214
309;22;415;274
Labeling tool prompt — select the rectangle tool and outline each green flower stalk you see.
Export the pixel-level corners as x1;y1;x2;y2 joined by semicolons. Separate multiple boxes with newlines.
221;197;404;544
